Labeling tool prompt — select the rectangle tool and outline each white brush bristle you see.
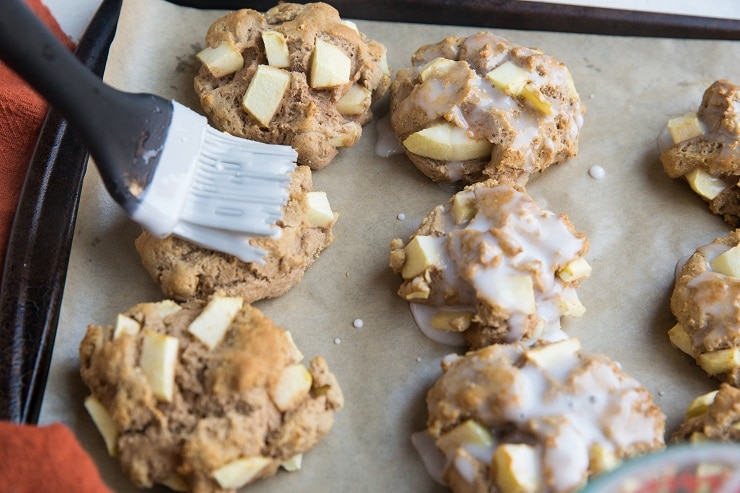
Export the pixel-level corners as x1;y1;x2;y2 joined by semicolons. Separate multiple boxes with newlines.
132;101;297;264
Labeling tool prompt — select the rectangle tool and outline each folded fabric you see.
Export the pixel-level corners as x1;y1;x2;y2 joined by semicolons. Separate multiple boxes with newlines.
0;421;112;493
0;0;74;277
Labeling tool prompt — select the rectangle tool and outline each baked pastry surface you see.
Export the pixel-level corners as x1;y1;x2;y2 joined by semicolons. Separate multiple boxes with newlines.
80;296;343;492
390;32;585;184
135;165;335;302
194;2;390;169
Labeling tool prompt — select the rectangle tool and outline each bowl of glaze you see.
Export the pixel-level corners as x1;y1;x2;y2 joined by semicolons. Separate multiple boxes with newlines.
581;443;740;493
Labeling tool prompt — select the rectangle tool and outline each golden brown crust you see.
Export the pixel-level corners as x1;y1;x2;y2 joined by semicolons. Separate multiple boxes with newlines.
670;230;740;385
194;3;390;169
426;342;665;493
390;181;590;348
135;165;334;302
79;298;343;492
660;80;740;227
390;33;585;185
671;384;740;443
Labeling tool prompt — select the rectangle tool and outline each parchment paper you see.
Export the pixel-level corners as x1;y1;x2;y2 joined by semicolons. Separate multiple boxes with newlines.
38;1;740;491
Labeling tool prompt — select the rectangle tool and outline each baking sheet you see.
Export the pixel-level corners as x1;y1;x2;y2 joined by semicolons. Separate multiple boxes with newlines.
37;0;740;491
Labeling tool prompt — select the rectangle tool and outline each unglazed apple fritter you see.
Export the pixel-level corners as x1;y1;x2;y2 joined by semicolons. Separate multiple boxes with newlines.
194;2;390;169
79;295;343;493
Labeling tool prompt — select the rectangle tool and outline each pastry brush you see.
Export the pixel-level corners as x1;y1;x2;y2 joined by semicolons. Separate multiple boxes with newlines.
0;0;296;263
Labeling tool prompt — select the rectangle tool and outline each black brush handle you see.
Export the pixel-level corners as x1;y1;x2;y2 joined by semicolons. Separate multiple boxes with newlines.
0;0;172;214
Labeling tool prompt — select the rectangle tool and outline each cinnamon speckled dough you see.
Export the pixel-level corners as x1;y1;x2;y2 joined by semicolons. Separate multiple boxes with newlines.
390;32;585;185
390;181;590;349
194;3;390;170
135;165;334;302
79;297;343;493
424;340;665;493
672;384;740;443
670;230;740;386
660;80;740;227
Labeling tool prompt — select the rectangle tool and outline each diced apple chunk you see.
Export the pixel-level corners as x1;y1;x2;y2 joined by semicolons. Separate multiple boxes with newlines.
496;274;537;314
403;122;493;162
161;474;189;492
710;245;740;277
155;300;182;319
557;258;592;283
284;331;304;363
431;310;474;332
419;57;458;82
281;454;303;472
556;289;586;318
305;191;335;228
187;296;244;350
140;330;179;402
668;112;705;144
196;40;244;78
340;19;359;32
698;347;740;375
401;235;443;279
668;323;694;356
493;443;542;493
437;419;494;459
330;123;361;148
212;456;272;489
242;65;291;127
310;39;351;89
336;84;372;115
589;443;619;475
113;314;141;339
379;51;390;77
486;61;529;95
486;62;551;114
404;282;431;300
262;30;290;68
84;395;118;456
451;190;476;224
690;431;708;443
685;390;719;419
269;364;313;411
521;84;552;115
564;68;579;99
526;338;582;371
686;169;728;200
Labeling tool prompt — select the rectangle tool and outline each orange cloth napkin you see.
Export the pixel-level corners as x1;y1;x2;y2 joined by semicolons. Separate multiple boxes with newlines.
0;0;74;276
0;421;112;493
0;2;112;492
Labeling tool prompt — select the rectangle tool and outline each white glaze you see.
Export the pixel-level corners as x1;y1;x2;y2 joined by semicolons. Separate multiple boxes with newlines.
406;185;588;346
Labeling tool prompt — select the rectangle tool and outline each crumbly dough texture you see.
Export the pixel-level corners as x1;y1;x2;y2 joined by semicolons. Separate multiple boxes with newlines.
672;384;740;443
426;341;665;493
390;181;590;349
670;230;740;385
79;297;343;493
135;165;334;302
194;2;390;170
390;32;585;185
660;80;740;226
